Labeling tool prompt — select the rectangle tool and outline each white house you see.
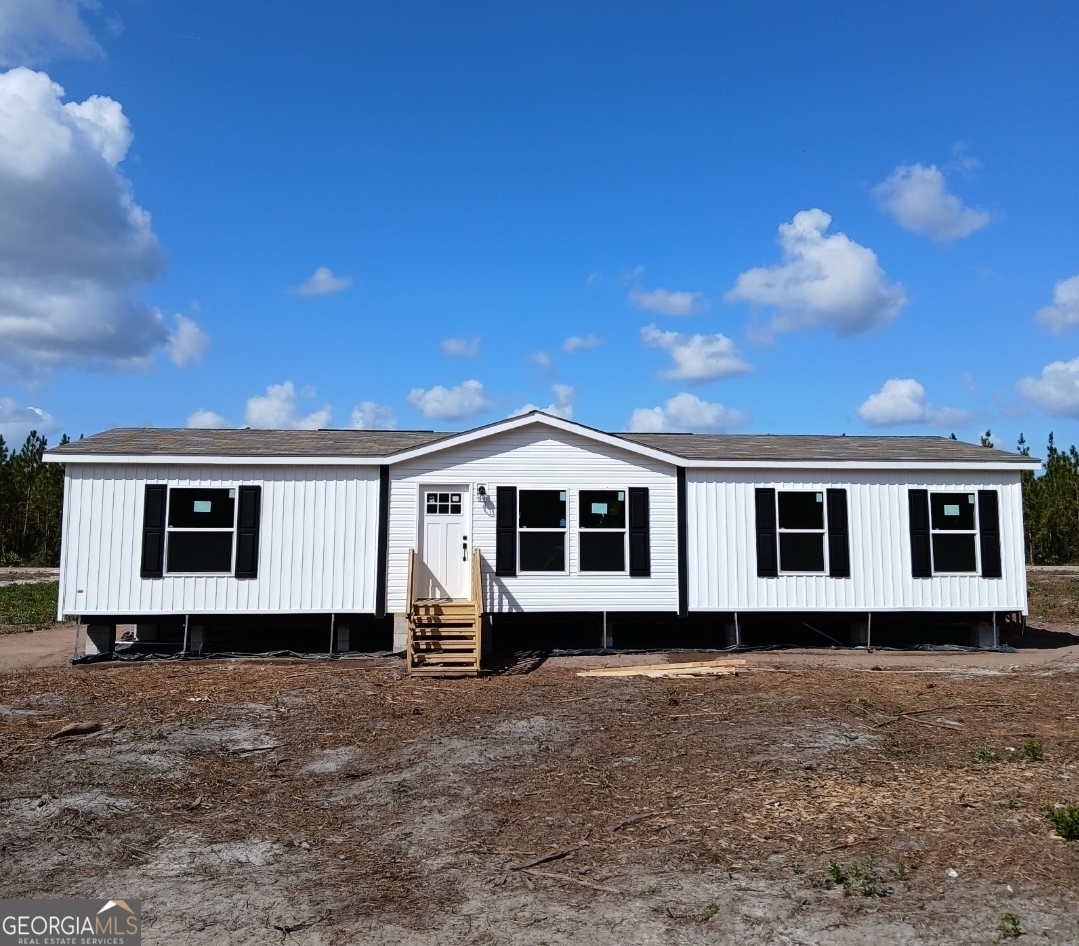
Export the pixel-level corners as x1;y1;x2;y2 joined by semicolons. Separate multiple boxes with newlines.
45;412;1038;669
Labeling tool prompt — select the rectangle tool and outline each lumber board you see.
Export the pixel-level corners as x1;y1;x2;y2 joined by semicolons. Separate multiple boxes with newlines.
576;658;746;678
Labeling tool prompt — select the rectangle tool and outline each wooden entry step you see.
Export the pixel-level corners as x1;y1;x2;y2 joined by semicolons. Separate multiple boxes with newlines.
405;548;482;676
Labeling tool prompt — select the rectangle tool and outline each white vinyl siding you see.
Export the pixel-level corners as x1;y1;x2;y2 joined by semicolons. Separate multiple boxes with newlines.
687;469;1027;613
58;463;381;618
387;427;678;613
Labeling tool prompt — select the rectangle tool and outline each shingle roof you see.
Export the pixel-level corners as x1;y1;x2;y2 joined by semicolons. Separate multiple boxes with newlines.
618;433;1034;464
47;427;450;458
47;422;1035;465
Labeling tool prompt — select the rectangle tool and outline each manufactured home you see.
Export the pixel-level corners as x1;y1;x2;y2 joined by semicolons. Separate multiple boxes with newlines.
45;412;1039;672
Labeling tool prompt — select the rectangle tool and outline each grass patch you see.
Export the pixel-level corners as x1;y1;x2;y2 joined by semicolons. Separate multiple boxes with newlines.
827;856;884;897
1022;740;1044;762
0;581;58;630
1046;804;1079;841
973;746;1001;764
997;912;1022;939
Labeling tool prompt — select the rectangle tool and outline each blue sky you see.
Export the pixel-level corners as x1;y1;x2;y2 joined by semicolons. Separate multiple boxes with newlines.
0;1;1077;454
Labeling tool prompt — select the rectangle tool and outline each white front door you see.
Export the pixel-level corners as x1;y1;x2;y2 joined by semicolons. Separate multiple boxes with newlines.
418;486;470;600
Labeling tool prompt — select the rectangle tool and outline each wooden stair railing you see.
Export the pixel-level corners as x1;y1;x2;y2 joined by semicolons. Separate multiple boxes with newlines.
406;546;482;676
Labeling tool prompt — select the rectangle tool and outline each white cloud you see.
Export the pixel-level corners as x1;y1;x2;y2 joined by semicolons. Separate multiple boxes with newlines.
407;379;493;421
186;409;229;429
350;401;396;430
628;392;747;433
289;266;352;297
0;396;58;443
244;381;332;430
166;314;209;368
1017;357;1079;419
0;67;174;376
511;383;576;420
562;333;603;353
527;350;553;369
725;209;907;337
874;163;989;242
640;324;752;382
440;336;480;358
857;378;974;428
1034;275;1079;335
0;0;102;66
585;271;601;287
629;287;707;316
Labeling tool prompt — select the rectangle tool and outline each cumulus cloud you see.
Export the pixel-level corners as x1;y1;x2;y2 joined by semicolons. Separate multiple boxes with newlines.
166;314;209;367
562;333;603;353
0;68;201;377
629;287;707;316
1034;275;1079;335
0;396;58;443
874;163;989;242
511;383;576;420
440;336;480;358
641;324;751;382
628;392;747;433
289;266;352;297
407;380;493;421
186;409;229;429
0;0;102;66
1016;358;1079;419
725;209;907;337
350;401;396;430
244;381;332;430
857;378;974;428
527;350;553;369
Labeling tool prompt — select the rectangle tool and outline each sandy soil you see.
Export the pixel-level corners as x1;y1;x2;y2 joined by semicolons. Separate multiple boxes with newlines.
3;653;1079;945
0;622;77;669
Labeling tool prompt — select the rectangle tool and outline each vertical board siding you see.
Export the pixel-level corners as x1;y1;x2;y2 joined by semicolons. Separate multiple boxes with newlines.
686;469;1028;612
61;463;380;616
386;427;680;614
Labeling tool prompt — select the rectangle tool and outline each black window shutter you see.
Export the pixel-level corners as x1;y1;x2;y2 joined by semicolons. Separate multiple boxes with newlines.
628;487;651;577
235;486;262;579
495;486;517;577
140;484;167;578
909;489;931;578
826;488;851;578
755;488;778;578
978;489;1002;578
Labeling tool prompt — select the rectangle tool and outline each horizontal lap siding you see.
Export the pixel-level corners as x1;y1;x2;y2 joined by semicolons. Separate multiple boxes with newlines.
687;469;1027;612
387;428;678;613
60;464;380;616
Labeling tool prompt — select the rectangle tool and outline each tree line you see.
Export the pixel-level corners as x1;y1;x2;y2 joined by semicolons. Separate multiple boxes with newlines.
0;427;1078;567
0;430;68;567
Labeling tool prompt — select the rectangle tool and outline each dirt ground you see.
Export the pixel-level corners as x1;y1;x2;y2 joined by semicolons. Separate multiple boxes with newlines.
2;576;1079;944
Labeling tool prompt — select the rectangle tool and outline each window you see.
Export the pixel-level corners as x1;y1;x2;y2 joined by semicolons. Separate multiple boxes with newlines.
425;491;462;515
166;487;236;573
930;492;978;573
519;489;566;571
777;491;826;573
579;489;626;572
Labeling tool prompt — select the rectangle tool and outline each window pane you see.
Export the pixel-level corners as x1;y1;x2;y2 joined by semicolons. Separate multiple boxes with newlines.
167;531;234;572
168;488;235;528
931;493;976;530
580;531;625;571
932;534;977;572
777;491;824;530
579;490;626;529
520;531;565;571
519;490;566;528
779;533;825;572
450;503;462;514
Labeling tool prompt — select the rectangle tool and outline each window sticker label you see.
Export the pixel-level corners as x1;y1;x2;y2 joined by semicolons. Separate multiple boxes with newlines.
816;493;823;502
944;504;960;516
559;491;566;501
591;502;608;515
618;491;625;500
193;501;212;513
228;488;236;498
968;494;975;503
